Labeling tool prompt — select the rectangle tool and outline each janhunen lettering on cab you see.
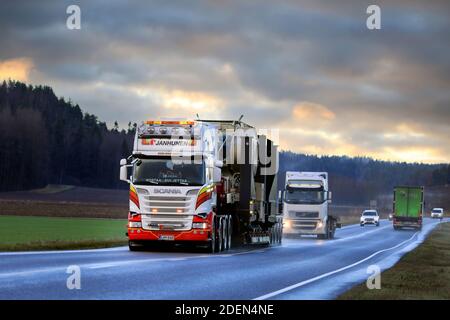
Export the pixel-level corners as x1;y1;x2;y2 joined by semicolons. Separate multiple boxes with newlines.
143;139;195;146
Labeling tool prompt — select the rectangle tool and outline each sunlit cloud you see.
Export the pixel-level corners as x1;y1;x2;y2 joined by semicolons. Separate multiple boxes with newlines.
1;1;449;164
0;58;33;82
292;102;336;121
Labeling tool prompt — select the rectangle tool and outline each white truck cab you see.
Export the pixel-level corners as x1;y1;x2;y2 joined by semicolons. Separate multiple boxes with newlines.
282;171;339;239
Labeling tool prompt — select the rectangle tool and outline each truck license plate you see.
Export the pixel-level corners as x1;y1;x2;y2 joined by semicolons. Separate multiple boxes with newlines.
159;235;174;241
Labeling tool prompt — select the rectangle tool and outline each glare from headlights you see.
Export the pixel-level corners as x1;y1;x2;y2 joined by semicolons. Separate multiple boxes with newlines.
317;221;323;228
192;222;208;229
129;222;142;228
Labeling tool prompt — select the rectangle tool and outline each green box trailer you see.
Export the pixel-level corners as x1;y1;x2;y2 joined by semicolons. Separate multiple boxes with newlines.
393;186;424;230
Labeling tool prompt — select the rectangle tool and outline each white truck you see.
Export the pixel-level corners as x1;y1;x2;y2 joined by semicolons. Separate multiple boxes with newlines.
120;119;283;252
281;171;340;239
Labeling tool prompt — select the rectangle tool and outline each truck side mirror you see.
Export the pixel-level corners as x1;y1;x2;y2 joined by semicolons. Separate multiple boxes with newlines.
120;158;129;182
214;160;223;168
212;167;222;183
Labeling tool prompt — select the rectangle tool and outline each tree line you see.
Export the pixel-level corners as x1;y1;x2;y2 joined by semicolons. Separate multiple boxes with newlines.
0;80;133;191
0;80;448;204
279;152;449;205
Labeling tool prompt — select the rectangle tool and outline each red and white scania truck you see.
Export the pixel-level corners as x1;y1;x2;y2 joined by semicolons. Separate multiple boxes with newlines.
120;119;282;252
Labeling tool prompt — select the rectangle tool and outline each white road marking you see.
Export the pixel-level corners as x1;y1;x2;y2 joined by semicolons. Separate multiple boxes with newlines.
253;230;419;300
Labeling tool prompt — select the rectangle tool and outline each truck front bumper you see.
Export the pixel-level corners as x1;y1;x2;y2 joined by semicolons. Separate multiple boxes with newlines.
128;228;210;242
283;218;326;235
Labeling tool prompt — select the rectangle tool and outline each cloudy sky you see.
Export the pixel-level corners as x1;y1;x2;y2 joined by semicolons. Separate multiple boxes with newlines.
1;0;449;163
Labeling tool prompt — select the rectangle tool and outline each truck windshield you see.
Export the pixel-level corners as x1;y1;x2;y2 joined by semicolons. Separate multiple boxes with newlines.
132;158;204;186
432;209;442;213
285;189;326;204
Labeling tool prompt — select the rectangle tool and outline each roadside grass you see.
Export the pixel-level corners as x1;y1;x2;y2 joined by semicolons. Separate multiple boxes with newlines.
339;222;450;299
0;200;127;219
0;215;127;251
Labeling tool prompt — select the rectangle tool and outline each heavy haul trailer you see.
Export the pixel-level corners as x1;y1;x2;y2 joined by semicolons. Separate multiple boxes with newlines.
393;186;424;230
120;119;282;252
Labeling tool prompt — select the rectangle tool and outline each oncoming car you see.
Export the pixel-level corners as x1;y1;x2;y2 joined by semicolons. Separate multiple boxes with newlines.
360;210;380;227
431;208;444;219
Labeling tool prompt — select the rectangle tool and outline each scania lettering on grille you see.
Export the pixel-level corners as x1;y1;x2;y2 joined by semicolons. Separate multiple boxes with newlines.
154;189;183;194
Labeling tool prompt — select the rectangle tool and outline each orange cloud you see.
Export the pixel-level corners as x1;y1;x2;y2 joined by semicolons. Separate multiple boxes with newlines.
292;102;335;121
0;58;34;82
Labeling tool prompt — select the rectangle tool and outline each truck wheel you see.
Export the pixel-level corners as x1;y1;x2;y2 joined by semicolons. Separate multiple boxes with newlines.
274;225;278;244
128;241;141;251
207;221;217;253
329;224;335;239
226;216;232;250
393;226;399;231
221;217;227;251
216;217;223;252
279;223;283;244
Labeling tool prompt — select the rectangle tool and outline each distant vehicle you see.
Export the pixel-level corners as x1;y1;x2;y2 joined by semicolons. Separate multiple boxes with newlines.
431;208;444;219
282;171;340;239
360;210;380;226
393;186;423;230
388;213;393;221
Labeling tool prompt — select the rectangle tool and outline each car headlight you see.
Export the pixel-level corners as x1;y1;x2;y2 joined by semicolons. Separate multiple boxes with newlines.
192;222;208;229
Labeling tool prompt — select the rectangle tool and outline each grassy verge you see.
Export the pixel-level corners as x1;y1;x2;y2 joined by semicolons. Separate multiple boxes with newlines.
339;222;450;299
0;200;128;219
0;215;127;251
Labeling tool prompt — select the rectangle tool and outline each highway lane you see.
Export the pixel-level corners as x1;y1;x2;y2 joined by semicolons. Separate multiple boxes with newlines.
0;218;446;300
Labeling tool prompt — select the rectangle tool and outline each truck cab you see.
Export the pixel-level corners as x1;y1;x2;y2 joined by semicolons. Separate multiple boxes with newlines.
282;171;339;239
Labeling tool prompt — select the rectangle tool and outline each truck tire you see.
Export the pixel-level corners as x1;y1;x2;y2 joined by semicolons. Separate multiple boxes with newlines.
216;216;223;252
221;217;227;251
393;226;399;231
226;216;232;250
271;225;278;245
207;220;217;253
128;241;142;251
329;224;335;239
277;223;283;244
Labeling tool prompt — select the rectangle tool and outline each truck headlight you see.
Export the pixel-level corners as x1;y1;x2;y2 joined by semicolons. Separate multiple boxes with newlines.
192;222;208;229
129;222;142;228
317;221;323;228
284;220;291;228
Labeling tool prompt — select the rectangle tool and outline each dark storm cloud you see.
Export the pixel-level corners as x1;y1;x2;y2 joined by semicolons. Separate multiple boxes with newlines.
0;0;449;162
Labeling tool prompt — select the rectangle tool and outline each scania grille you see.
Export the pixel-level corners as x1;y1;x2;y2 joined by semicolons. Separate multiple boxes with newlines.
141;214;193;231
138;193;198;215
